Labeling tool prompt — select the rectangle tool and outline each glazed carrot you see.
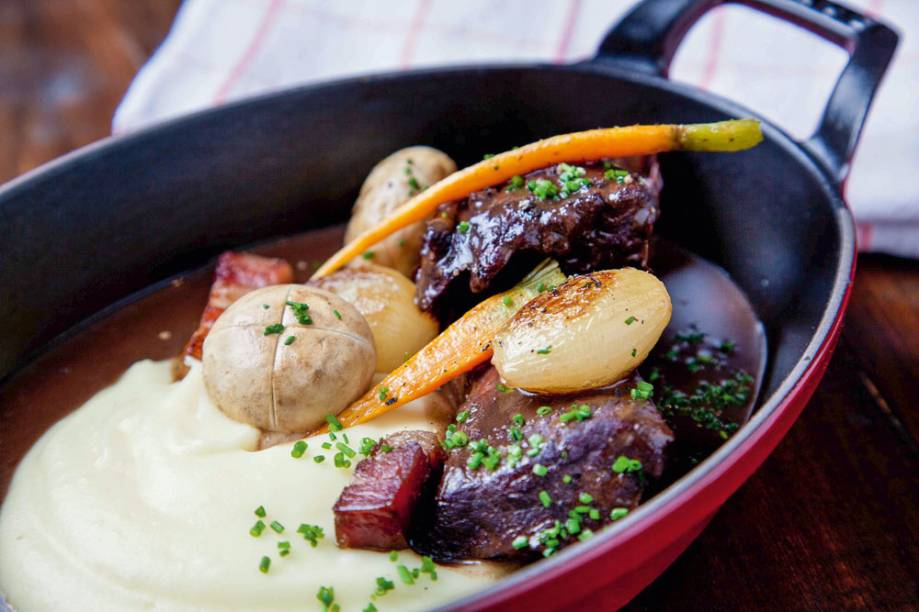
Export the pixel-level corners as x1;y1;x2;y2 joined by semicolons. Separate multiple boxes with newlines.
312;119;762;278
329;261;566;430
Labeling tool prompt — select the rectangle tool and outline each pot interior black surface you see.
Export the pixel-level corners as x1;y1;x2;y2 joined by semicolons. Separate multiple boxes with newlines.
0;64;847;409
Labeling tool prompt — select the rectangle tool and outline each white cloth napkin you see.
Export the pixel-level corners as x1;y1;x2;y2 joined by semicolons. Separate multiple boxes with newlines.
115;0;919;258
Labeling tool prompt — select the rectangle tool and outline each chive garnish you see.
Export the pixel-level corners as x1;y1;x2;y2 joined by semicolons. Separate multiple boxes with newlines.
277;540;291;557
502;295;513;307
290;440;307;458
264;323;284;335
397;564;415;585
313;455;326;463
270;520;284;534
250;520;266;537
532;463;548;477
259;555;271;573
457;220;471;234
254;505;266;517
610;507;629;521
536;406;553;417
538;490;552;508
336;442;356;458
624;315;637;325
536;346;552;355
512;535;529;550
285;300;313;325
333;309;343;320
326;414;343;431
374;576;395;596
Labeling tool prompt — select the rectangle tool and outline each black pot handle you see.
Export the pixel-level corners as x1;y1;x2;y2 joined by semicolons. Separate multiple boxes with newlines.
594;0;898;184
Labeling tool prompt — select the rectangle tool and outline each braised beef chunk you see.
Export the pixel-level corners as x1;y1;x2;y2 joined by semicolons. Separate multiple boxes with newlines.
415;157;661;313
334;431;444;551
414;367;672;561
175;251;293;378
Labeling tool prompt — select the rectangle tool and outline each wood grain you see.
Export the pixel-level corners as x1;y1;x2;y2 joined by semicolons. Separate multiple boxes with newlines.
1;2;917;609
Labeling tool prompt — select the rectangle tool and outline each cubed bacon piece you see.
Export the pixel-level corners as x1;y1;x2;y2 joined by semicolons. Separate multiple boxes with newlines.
174;251;293;378
334;431;444;551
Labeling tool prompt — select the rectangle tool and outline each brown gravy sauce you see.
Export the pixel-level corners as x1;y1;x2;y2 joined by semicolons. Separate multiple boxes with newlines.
0;227;764;500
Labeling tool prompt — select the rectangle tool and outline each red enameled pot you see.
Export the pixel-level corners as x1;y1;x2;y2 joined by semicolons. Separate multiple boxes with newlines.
0;0;897;609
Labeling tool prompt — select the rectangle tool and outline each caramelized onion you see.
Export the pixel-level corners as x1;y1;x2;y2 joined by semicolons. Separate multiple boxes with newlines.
492;268;671;394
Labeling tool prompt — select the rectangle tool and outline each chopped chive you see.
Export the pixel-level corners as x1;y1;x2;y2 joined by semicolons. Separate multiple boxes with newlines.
290;440;308;458
536;405;553;417
610;507;629;521
380;443;394;453
254;505;266;517
270;520;285;534
631;347;637;357
262;304;270;309
456;410;470;423
579;492;594;504
326;414;343;432
624;315;637;325
397;564;415;585
389;550;399;562
630;381;654;401
333;452;351;468
509;175;525;189
538;490;552;508
512;413;525;427
297;523;324;547
562;474;573;484
285;300;313;325
313;455;326;463
264;323;284;335
378;386;389;402
317;586;335;608
374;576;395;596
360;437;378;456
321;441;332;449
589;508;601;521
250;520;266;537
512;535;529;550
364;603;378;612
284;335;296;345
457;220;471;234
532;463;548;477
259;555;271;573
496;382;513;393
420;555;438;581
336;442;356;458
502;295;514;307
362;250;375;260
333;309;343;320
277;540;291;557
536;346;552;355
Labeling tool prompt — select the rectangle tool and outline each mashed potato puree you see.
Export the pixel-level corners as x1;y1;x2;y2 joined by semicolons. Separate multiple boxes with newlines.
0;360;498;611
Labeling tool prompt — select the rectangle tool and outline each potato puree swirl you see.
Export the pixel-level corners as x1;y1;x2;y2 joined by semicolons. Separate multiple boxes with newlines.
0;360;499;611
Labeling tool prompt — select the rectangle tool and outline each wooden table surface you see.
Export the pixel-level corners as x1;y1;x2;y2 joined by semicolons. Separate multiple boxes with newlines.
2;2;917;610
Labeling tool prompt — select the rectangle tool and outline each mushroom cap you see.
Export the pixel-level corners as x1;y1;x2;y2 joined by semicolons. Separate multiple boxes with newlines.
203;284;376;432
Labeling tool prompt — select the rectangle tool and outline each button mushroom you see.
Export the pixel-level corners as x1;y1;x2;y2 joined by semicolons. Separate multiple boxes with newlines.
202;285;375;432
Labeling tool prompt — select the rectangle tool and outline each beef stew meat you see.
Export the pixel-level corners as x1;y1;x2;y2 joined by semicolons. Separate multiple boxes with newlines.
413;366;673;561
174;251;293;378
334;431;445;551
415;157;661;314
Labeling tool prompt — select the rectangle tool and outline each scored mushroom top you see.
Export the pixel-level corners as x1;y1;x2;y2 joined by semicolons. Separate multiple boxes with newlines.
202;284;376;433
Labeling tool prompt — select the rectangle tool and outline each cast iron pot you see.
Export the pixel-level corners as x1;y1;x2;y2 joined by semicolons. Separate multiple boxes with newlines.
0;0;898;609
